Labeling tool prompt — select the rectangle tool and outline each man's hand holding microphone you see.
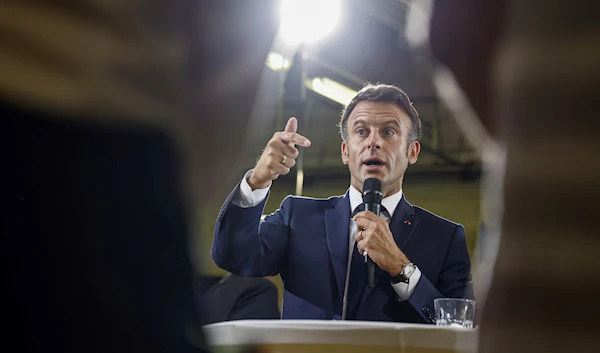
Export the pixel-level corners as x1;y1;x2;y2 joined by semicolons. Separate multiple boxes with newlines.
248;117;311;190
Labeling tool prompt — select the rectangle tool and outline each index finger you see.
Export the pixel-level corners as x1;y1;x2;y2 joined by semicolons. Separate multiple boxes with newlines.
278;132;311;147
284;117;298;133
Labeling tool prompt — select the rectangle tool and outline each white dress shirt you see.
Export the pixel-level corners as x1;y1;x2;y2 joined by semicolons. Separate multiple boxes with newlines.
233;169;421;300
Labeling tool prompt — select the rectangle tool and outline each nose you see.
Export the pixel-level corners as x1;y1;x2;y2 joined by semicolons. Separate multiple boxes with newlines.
366;131;382;150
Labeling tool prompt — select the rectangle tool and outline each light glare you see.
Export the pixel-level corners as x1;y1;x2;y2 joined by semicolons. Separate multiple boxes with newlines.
266;52;292;71
279;0;341;45
306;77;357;106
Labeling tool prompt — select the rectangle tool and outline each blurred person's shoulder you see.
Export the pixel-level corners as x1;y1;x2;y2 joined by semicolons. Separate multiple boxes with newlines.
0;0;191;125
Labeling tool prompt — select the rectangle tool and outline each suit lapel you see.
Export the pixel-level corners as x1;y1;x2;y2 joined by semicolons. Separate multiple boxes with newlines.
324;194;351;300
389;196;418;252
360;196;418;306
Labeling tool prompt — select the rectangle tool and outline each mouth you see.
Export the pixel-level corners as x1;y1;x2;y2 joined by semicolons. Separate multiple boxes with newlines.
362;158;385;171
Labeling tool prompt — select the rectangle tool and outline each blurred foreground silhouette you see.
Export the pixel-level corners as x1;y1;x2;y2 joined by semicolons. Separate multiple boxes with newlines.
2;1;278;352
428;1;600;352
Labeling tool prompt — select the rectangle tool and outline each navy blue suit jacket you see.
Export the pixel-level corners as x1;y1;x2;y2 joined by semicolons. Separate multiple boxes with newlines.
211;183;474;323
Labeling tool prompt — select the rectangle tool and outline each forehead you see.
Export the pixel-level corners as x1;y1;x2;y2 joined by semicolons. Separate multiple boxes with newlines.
348;101;410;126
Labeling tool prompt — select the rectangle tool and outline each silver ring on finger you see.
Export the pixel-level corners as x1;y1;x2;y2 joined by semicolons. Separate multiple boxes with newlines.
281;154;287;165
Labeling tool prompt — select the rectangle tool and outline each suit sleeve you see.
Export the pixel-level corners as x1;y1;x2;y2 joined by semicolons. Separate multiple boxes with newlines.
211;182;293;277
407;224;475;323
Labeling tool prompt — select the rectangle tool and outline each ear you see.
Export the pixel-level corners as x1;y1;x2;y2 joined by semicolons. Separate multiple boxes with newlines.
341;141;349;164
408;141;420;165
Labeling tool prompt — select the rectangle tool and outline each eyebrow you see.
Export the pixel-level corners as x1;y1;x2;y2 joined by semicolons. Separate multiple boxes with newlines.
352;119;366;127
382;120;401;129
352;119;402;129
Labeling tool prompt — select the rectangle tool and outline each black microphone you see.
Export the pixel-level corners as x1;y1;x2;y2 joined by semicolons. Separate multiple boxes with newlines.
362;178;382;288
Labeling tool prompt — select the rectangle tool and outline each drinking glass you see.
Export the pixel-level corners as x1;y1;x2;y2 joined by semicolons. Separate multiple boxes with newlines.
434;298;476;328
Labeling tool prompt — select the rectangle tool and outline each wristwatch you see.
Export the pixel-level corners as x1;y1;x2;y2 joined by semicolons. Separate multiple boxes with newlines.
391;263;416;284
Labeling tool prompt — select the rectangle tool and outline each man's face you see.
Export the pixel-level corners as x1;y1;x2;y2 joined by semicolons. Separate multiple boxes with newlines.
341;101;420;197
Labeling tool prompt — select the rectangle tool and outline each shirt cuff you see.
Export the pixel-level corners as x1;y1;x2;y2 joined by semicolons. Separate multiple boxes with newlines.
391;266;422;301
232;169;271;208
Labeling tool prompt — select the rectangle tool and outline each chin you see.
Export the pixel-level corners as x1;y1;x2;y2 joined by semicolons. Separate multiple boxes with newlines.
364;171;386;178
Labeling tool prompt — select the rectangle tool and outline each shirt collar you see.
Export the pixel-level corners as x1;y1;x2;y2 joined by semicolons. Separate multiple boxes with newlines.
348;185;403;217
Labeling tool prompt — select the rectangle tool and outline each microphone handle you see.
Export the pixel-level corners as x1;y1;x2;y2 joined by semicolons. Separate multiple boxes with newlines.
366;261;375;289
363;203;380;288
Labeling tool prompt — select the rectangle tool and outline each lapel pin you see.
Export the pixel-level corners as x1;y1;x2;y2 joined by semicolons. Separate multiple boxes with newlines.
404;220;412;226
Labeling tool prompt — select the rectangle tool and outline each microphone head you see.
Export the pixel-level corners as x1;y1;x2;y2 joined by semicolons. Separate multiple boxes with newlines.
362;178;382;204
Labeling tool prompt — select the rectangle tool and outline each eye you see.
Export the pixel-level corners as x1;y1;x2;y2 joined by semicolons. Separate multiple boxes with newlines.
356;129;367;136
383;128;395;136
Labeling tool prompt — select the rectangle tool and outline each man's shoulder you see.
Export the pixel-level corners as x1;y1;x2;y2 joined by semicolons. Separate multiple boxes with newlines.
281;194;345;209
412;204;462;230
287;194;344;201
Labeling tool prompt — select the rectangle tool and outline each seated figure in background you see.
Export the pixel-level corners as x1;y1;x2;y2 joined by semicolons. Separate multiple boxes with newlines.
197;274;281;325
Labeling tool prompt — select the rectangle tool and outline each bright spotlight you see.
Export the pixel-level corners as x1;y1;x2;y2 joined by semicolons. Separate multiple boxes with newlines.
279;0;342;45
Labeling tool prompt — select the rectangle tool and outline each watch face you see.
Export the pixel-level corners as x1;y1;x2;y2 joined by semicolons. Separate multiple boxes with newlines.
403;264;415;277
392;263;416;284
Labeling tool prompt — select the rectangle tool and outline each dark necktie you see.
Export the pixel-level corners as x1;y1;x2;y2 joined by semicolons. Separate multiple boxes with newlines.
346;203;390;319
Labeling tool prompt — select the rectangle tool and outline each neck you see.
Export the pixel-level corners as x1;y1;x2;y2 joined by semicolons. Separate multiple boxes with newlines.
383;184;401;198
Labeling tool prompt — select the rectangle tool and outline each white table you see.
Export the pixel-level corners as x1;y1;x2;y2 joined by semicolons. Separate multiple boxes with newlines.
204;320;478;353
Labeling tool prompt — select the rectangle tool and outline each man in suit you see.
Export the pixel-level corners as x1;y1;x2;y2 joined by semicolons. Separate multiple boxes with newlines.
211;84;474;323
